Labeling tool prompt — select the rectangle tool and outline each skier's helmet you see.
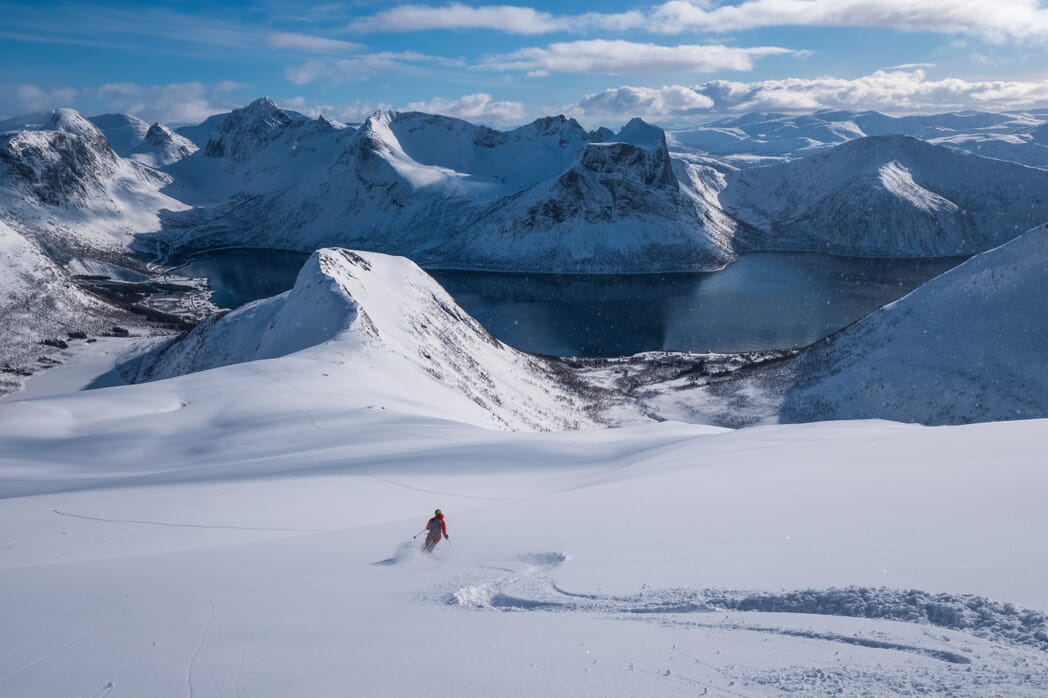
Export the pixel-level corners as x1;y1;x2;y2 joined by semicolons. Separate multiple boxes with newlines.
435;509;442;515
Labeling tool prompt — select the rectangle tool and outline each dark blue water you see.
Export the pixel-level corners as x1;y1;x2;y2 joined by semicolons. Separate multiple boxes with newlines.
178;249;964;356
177;249;310;310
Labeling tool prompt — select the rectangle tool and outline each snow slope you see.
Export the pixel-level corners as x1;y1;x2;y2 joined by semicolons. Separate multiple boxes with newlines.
780;225;1048;424
162;98;349;203
87;113;151;157
0;108;187;255
129;248;593;431
0;338;1046;695
721;135;1048;256
0;219;124;393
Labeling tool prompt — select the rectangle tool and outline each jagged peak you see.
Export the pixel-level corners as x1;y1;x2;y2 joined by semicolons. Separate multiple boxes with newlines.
614;118;666;150
144;122;175;144
242;96;279;114
516;114;586;139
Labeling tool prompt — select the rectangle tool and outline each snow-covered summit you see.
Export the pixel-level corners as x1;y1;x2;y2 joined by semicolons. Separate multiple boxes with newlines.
0;108;186;253
136;248;592;430
615;117;668;150
202;97;310;162
87;113;151;156
721;135;1048;256
129;122;197;167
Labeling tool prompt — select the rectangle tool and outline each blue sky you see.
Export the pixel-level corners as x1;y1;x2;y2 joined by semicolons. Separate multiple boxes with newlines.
4;0;1048;127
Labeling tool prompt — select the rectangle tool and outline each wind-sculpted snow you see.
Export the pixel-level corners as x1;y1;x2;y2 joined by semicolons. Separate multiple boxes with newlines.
132;248;593;430
721;135;1048;257
780;226;1048;424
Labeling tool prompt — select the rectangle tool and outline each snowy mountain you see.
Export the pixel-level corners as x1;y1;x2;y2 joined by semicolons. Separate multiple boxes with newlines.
128;122;197;167
163;98;351;203
779;225;1048;424
669;109;1044;166
0;108;186;254
152;102;735;272
87;112;152;156
720;135;1048;257
131;248;593;430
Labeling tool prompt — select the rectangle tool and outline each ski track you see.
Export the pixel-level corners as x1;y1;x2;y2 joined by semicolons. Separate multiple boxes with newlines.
186;600;215;698
434;550;1048;691
0;595;128;688
50;507;332;533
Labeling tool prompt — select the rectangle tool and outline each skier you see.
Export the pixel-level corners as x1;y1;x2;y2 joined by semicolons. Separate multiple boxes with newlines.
421;508;448;553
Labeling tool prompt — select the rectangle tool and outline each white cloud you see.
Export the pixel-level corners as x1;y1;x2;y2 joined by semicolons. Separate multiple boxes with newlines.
480;40;797;75
286;52;464;84
569;70;1048;124
266;32;364;54
347;3;565;34
343;0;1048;41
572;85;714;120
13;84;79;113
405;93;527;124
644;0;1048;41
93;82;233;124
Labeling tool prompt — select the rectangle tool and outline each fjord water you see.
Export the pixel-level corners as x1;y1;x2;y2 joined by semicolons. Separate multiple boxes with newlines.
180;249;964;356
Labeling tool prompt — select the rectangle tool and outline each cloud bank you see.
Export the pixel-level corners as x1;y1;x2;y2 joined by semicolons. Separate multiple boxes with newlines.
405;93;527;124
349;0;1048;41
570;70;1048;124
480;40;798;75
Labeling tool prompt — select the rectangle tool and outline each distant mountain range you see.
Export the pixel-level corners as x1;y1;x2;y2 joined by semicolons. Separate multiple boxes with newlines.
4;99;1048;409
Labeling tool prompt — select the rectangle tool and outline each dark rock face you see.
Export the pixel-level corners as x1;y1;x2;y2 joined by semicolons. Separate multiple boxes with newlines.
0;128;120;207
204;97;298;163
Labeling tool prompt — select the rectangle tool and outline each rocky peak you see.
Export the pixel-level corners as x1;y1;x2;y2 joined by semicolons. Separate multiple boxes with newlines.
204;97;298;161
144;122;176;146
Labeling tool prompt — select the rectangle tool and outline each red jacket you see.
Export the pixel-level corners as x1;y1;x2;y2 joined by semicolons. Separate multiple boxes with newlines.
426;513;447;537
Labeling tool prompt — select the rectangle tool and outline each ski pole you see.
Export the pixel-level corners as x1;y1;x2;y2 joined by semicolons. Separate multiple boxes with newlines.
412;529;427;540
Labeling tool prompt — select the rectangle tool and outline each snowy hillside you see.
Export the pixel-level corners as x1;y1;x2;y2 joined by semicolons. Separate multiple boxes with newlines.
720;135;1048;256
0;219;126;394
779;225;1048;424
152;103;734;272
130;248;593;431
1;330;1046;695
87;113;151;156
163;97;349;203
0;108;187;254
